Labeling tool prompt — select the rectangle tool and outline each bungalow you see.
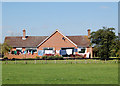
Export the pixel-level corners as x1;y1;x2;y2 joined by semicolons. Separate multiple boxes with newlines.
4;29;93;59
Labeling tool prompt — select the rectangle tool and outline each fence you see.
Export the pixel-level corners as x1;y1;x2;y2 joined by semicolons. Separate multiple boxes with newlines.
0;58;119;65
0;57;120;61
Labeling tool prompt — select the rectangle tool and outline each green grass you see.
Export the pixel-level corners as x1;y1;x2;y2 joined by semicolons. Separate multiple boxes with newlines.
2;60;118;84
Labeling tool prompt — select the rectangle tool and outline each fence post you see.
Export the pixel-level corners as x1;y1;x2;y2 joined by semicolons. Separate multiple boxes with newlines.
24;60;27;64
75;59;77;64
54;60;56;64
65;60;67;64
5;60;8;64
89;60;91;64
115;60;117;63
85;59;87;64
15;60;16;64
35;60;36;64
105;59;106;63
45;59;47;64
95;59;96;63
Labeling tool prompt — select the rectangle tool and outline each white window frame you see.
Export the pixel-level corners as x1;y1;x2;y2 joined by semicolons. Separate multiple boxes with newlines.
25;48;37;53
77;47;86;54
43;47;55;54
43;47;55;50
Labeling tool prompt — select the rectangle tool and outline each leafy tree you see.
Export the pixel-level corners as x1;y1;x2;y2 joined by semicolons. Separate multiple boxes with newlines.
114;39;120;57
116;50;120;57
0;42;12;55
89;27;118;60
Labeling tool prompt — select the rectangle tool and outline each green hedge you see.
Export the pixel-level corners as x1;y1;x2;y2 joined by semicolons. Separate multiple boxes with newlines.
35;56;40;59
42;55;63;60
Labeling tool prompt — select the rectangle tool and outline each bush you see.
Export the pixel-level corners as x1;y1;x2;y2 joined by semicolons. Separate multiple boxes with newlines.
55;55;63;60
3;56;8;60
42;55;63;60
49;55;63;60
47;56;54;59
36;56;40;59
11;58;16;60
42;55;47;60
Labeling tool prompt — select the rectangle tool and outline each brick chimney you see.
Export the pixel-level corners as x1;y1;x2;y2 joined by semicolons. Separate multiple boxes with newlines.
87;29;91;37
22;29;26;40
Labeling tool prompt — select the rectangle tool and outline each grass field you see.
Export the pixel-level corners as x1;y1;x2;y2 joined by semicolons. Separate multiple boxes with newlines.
2;60;118;84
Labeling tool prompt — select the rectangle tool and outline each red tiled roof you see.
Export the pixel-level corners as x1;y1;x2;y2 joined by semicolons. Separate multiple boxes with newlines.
4;36;48;48
66;36;90;47
4;35;90;48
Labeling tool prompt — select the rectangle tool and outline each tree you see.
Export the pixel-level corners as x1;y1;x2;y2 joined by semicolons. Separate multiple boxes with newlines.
0;42;12;55
114;39;120;57
89;27;118;60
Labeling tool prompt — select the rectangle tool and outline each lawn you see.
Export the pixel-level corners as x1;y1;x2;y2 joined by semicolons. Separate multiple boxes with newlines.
2;60;118;84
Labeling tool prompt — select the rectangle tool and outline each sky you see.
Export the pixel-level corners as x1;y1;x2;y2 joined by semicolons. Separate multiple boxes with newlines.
2;2;118;43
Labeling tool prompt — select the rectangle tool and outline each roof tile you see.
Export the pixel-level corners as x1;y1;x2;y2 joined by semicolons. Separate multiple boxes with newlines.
5;35;90;48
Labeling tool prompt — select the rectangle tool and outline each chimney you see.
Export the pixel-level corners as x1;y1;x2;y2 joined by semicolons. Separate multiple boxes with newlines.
87;29;91;37
22;29;26;40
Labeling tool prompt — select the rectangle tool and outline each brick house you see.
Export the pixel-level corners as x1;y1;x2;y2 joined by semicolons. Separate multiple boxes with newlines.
4;29;93;59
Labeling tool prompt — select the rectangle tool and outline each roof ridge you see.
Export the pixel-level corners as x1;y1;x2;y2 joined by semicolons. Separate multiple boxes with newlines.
5;36;48;37
67;35;88;36
37;30;78;47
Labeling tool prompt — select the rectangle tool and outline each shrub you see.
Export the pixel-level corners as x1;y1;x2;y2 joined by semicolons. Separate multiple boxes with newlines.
47;56;54;59
36;56;40;59
42;55;47;60
11;58;16;60
54;55;63;60
42;55;63;60
3;56;8;60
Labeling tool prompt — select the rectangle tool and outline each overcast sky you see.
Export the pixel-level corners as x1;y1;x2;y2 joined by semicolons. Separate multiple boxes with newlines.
2;2;118;43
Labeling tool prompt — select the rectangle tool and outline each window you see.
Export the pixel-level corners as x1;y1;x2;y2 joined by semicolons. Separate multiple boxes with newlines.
43;47;53;50
43;47;54;54
25;48;37;54
8;49;11;54
32;49;37;53
16;48;22;52
78;47;86;53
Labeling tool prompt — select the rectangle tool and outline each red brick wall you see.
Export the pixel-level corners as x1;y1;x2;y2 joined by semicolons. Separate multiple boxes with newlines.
5;47;39;59
5;53;38;59
38;31;77;50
